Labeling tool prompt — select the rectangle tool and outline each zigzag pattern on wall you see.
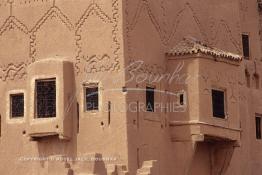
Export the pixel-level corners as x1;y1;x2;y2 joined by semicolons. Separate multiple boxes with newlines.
0;62;27;81
126;0;241;53
0;16;29;36
0;16;30;81
127;59;165;76
166;2;208;44
111;0;121;71
75;1;120;74
0;1;121;81
30;5;74;61
127;0;166;44
209;19;241;53
20;0;50;4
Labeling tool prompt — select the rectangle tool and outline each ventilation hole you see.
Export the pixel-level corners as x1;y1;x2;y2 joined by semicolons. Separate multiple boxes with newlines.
122;87;127;93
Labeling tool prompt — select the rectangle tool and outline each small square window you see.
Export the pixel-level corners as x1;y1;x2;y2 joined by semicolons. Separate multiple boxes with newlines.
36;78;56;118
10;94;24;118
256;116;261;140
212;89;225;119
146;87;154;112
85;86;99;111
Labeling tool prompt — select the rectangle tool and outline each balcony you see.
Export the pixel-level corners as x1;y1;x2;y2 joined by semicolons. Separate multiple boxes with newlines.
26;58;75;140
166;37;242;144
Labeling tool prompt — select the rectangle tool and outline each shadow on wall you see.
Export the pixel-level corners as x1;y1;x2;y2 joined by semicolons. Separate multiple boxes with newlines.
188;141;235;175
93;153;107;175
74;153;107;175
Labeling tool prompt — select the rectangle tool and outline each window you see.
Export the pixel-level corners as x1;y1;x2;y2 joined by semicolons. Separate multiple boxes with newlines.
10;93;24;118
179;94;184;105
85;86;99;111
36;78;56;118
146;87;154;112
256;116;261;139
212;89;225;119
242;34;250;58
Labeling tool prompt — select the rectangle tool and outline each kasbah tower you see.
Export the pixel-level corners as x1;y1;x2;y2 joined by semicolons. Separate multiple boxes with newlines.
0;0;262;174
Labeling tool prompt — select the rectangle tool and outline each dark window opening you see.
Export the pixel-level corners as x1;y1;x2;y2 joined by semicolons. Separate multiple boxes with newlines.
85;87;99;111
242;34;250;58
212;89;225;119
146;87;154;112
256;116;261;139
10;93;24;118
36;78;56;118
179;93;184;105
108;101;111;125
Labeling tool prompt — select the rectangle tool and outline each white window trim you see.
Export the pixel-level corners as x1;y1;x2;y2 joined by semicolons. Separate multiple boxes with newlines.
29;75;59;123
6;89;26;124
82;81;103;115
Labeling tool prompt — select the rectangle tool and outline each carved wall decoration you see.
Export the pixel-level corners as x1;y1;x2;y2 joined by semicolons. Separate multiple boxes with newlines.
75;2;119;74
201;70;211;95
127;0;166;45
209;20;241;54
30;5;74;61
0;16;29;81
167;2;207;45
125;0;241;63
0;16;29;36
83;54;117;73
111;0;121;71
20;0;50;4
0;62;27;81
127;59;165;77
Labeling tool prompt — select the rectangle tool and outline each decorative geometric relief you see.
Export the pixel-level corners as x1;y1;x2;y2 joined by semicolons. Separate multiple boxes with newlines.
128;4;165;68
31;6;74;60
168;3;206;45
75;3;118;73
210;20;241;54
0;0;9;26
0;16;29;81
0;16;30;65
127;59;164;77
127;0;165;44
83;54;116;73
0;62;27;81
201;69;211;95
13;0;53;29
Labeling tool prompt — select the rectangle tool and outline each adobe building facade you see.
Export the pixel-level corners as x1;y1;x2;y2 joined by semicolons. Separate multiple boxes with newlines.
0;0;261;175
